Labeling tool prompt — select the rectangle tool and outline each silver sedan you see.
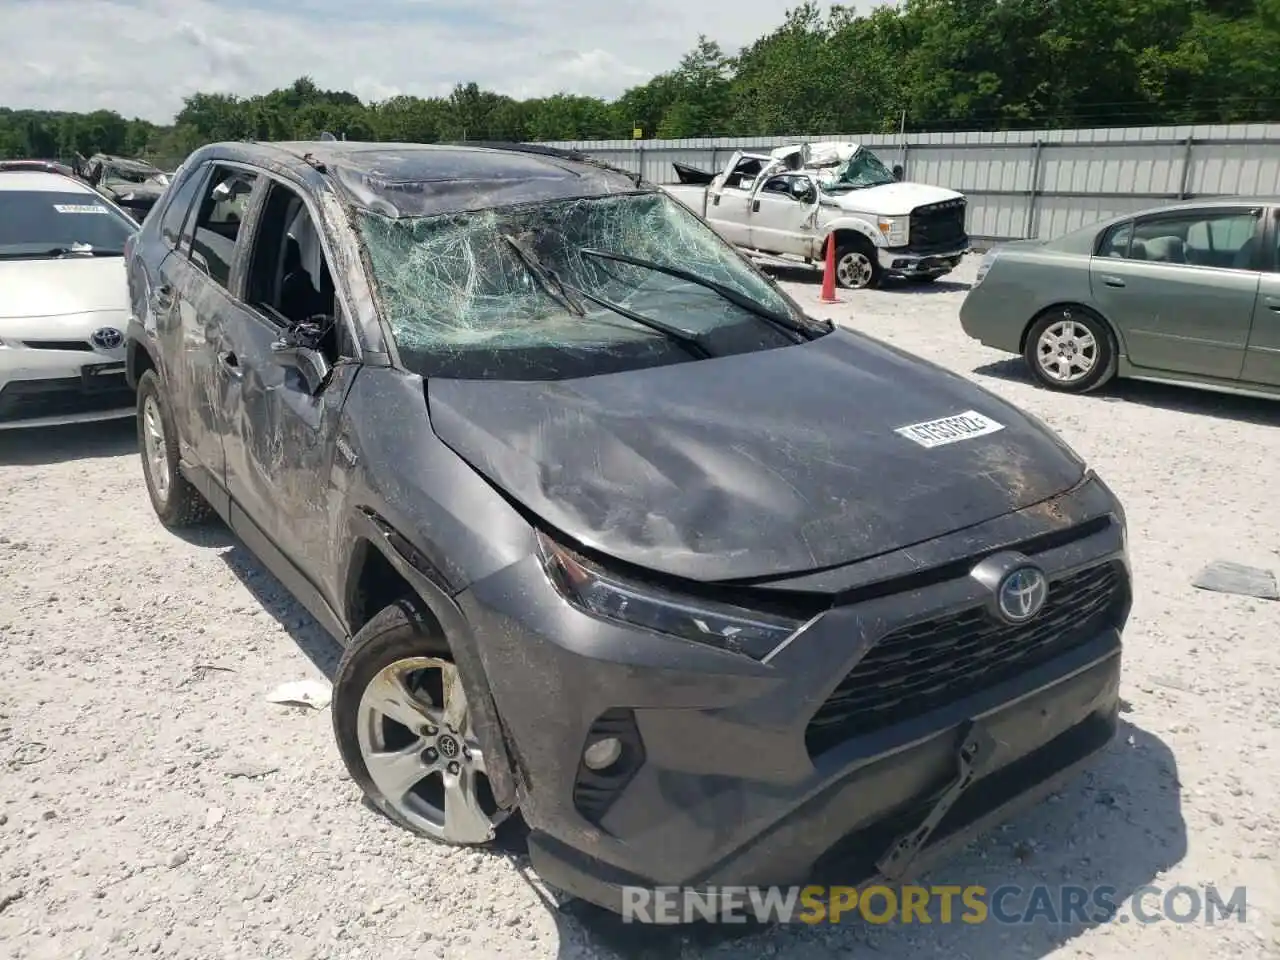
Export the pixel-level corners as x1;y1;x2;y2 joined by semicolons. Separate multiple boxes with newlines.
958;197;1280;399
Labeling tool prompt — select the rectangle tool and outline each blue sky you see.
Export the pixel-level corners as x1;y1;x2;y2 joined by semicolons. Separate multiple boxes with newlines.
0;0;896;123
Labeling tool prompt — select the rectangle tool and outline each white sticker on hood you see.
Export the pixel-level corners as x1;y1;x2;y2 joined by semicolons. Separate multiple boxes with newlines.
53;204;108;214
894;410;1004;448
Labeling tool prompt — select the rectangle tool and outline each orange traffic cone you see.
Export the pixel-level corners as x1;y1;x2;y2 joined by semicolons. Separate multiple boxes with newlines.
819;235;842;304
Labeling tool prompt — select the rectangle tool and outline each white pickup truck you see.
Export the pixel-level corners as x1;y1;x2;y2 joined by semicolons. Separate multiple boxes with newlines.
660;142;969;289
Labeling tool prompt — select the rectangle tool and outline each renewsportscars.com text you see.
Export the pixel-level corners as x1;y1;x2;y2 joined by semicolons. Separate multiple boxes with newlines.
621;883;1248;926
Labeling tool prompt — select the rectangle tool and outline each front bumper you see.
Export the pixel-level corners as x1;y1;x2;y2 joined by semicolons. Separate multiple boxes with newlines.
878;244;969;277
456;479;1130;915
0;339;132;430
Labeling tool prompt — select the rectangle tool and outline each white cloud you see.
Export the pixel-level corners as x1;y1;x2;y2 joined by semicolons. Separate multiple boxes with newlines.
0;0;895;123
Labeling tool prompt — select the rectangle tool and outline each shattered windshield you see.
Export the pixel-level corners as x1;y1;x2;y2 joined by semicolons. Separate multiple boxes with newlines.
358;191;811;380
822;148;897;192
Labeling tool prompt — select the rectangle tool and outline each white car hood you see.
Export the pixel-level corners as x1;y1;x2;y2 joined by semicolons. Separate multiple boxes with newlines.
0;257;129;320
825;181;963;216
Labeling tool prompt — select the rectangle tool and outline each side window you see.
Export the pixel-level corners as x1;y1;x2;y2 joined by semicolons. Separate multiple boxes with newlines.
187;165;259;289
1130;209;1261;270
159;164;207;248
761;174;814;201
1096;221;1132;259
243;180;345;364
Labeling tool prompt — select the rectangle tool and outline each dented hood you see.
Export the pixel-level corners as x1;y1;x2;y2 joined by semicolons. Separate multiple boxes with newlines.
427;331;1086;583
825;180;963;215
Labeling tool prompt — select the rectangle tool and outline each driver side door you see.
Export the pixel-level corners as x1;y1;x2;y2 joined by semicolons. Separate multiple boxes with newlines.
219;173;362;628
748;173;819;257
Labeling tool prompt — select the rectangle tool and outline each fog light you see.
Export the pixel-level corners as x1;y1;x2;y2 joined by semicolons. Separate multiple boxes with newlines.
582;736;623;771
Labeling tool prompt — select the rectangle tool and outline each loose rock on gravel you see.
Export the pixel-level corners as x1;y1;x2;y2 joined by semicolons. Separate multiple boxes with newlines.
2;256;1278;959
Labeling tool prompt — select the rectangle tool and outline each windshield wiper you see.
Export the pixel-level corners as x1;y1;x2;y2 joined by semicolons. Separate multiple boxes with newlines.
0;247;121;260
555;280;712;358
578;248;814;341
501;235;585;317
504;235;709;358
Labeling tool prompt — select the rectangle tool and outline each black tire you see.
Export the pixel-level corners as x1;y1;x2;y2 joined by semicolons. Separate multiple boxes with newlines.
833;237;882;290
1023;306;1117;394
136;369;214;527
331;598;514;845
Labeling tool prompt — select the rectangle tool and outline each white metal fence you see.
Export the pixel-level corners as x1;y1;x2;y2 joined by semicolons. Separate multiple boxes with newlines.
539;123;1280;244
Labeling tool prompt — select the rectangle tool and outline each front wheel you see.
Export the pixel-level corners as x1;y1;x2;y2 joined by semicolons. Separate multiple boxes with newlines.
331;599;513;846
833;240;882;290
1022;307;1117;393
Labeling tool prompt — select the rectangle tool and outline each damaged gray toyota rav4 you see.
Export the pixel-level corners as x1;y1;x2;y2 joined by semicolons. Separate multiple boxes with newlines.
124;140;1130;916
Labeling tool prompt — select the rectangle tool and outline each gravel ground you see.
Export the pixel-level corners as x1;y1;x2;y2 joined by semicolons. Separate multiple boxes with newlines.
2;254;1279;959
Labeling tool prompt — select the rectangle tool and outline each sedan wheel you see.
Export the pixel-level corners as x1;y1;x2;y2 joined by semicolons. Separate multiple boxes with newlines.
1036;319;1098;384
1023;308;1116;394
352;654;509;844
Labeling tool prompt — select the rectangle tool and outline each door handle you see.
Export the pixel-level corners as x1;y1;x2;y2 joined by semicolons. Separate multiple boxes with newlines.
1266;297;1280;313
752;199;761;212
1101;276;1126;288
151;284;173;310
218;351;242;377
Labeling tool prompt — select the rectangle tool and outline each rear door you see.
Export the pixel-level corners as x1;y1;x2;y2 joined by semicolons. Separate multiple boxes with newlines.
1242;207;1280;386
704;152;756;247
1090;205;1262;380
219;174;361;612
158;164;260;490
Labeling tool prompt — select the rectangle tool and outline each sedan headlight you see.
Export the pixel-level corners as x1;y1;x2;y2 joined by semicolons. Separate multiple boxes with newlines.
536;530;803;660
877;217;908;246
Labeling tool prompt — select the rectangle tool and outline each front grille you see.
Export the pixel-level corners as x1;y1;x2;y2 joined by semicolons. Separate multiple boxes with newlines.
805;562;1124;755
909;198;967;251
22;340;93;351
0;374;134;423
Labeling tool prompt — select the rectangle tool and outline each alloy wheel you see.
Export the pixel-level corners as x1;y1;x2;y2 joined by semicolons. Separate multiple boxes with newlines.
836;250;874;289
142;394;171;503
1036;319;1098;384
355;656;507;844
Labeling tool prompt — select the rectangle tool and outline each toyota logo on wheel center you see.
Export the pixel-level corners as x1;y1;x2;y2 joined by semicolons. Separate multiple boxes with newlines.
997;566;1049;622
437;734;460;759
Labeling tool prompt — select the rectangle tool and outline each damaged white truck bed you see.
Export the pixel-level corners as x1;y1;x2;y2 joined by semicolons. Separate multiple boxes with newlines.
660;142;970;289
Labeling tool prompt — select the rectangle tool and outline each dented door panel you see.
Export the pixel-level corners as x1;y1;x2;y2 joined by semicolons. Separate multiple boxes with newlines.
157;253;231;483
219;304;354;605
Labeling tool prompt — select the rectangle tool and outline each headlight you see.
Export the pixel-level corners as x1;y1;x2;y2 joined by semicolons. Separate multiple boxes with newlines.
877;217;908;246
972;247;1000;287
536;531;803;660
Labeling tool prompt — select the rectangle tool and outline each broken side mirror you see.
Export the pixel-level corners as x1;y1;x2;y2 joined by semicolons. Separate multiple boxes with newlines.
271;340;332;395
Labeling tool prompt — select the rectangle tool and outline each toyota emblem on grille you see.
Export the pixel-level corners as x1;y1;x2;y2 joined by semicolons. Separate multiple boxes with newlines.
970;551;1050;624
91;327;124;350
996;566;1048;623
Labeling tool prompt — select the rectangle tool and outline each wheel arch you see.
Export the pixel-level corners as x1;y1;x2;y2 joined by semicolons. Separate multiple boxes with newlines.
125;331;159;392
341;509;521;810
821;225;878;258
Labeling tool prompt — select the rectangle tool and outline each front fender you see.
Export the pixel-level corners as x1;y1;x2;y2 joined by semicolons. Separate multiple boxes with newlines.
345;507;521;810
814;213;885;259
